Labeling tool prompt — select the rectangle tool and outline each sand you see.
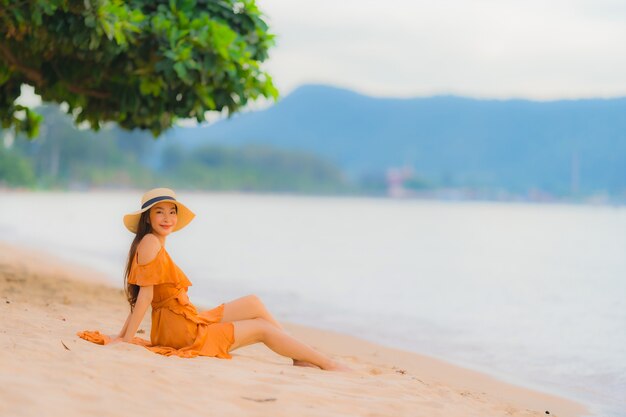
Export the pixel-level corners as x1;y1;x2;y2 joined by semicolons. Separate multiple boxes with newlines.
0;242;588;417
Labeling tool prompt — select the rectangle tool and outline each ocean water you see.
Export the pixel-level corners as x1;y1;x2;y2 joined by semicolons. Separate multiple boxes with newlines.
1;191;624;416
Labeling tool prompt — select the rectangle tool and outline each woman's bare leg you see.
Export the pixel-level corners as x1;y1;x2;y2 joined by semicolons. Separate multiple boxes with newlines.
229;318;352;372
221;295;318;368
221;295;284;330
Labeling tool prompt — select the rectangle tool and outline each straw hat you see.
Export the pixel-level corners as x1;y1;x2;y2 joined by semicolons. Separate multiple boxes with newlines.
123;188;195;233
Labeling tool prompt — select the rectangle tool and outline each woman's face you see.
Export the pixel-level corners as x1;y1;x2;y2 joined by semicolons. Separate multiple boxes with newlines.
149;202;178;237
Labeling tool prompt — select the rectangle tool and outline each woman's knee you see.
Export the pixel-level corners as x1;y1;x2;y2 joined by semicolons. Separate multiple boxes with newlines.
253;317;277;340
231;318;275;349
246;294;267;314
246;294;263;307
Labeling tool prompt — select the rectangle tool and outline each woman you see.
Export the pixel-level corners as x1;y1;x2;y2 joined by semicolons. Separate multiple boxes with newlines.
78;188;351;372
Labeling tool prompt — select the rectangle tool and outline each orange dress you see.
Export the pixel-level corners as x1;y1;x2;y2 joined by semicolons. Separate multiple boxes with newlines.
77;246;235;359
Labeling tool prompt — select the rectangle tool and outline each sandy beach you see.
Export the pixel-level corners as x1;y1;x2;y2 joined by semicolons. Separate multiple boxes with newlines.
0;241;588;417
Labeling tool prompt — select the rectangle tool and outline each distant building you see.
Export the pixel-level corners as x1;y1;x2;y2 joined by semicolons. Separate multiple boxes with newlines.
386;166;415;198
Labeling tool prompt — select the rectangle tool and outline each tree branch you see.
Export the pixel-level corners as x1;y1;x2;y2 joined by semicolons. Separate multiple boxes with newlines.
66;84;111;99
0;43;44;85
0;45;111;99
49;61;111;99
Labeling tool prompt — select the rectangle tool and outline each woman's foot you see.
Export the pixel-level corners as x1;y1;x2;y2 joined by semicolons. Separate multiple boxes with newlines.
292;359;321;369
324;360;355;372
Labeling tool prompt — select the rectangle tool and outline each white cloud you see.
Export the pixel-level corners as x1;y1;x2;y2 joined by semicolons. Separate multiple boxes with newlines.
259;0;626;99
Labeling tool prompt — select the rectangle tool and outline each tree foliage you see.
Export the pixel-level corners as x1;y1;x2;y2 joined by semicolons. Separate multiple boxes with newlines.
0;145;36;186
161;143;348;191
9;104;156;187
0;0;277;138
4;104;350;193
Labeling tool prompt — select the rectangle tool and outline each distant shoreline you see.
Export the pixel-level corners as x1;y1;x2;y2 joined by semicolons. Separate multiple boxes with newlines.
1;186;624;208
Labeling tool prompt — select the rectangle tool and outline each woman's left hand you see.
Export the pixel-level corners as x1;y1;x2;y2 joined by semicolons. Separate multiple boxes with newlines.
106;335;124;345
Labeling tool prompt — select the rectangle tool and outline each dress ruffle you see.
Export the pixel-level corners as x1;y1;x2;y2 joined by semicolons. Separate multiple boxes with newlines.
76;330;151;347
128;247;192;287
77;304;234;359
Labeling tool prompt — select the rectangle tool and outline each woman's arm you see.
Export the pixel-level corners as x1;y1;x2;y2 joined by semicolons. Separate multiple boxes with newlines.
121;285;154;342
117;311;132;338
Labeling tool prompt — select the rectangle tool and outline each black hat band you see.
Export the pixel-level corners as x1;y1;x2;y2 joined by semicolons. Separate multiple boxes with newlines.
141;195;177;209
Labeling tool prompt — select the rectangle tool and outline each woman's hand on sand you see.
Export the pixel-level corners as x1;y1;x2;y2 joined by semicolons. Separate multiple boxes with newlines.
107;335;124;345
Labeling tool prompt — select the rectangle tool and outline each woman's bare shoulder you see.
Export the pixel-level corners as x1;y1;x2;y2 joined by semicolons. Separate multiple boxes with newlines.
137;234;162;265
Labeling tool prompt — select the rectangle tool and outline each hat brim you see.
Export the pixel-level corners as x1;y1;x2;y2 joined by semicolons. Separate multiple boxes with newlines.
123;199;195;234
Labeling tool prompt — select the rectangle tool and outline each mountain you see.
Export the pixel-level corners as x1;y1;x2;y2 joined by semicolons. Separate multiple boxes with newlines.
168;84;626;196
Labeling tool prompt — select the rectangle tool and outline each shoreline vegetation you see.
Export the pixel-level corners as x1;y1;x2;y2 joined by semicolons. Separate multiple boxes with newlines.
0;240;587;417
2;104;624;205
0;105;355;196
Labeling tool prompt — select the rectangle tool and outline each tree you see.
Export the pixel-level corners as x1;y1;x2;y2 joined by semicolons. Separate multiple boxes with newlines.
0;146;36;187
0;0;277;138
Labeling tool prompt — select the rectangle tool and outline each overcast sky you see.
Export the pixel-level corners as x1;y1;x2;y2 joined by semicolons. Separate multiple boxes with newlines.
259;0;626;100
16;0;626;110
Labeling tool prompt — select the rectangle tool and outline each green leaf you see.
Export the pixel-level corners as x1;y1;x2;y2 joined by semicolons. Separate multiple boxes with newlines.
173;61;189;82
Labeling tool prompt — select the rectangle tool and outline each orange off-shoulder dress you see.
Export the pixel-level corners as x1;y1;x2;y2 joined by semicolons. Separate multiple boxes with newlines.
77;246;235;359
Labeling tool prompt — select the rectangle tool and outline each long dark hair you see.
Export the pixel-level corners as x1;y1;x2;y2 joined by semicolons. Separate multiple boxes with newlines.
124;210;152;311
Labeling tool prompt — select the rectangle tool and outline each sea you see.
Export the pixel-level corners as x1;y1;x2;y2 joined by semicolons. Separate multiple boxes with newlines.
1;191;624;416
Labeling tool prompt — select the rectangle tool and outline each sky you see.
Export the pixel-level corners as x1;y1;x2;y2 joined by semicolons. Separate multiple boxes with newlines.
16;0;626;109
258;0;626;100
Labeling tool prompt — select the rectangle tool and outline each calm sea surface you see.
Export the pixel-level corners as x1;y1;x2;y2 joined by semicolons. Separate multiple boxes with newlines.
1;191;624;416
